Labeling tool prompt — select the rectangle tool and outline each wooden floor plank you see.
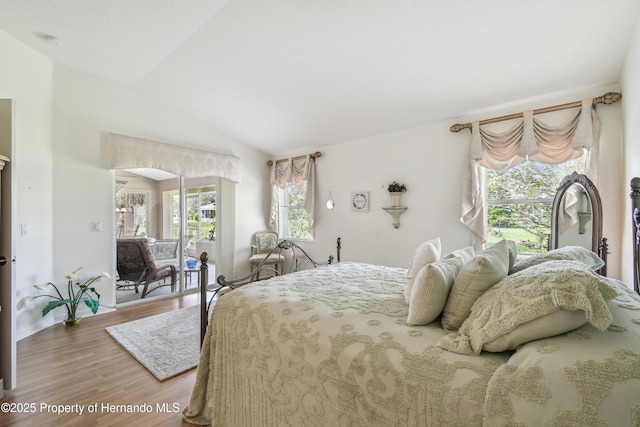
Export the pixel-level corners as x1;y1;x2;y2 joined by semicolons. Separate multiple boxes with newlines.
1;294;203;426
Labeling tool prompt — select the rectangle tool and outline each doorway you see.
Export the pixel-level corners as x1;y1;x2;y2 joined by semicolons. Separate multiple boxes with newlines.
114;169;218;305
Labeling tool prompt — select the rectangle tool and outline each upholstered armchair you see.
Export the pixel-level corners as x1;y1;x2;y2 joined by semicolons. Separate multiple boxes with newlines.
116;238;177;298
249;231;285;280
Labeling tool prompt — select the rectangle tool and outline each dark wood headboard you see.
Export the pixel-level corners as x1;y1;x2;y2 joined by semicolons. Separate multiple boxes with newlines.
631;177;640;293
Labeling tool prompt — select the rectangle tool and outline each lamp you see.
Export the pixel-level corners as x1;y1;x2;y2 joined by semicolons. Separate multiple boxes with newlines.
326;191;335;210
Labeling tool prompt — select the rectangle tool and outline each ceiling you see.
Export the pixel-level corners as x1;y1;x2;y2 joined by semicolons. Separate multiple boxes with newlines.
1;0;639;155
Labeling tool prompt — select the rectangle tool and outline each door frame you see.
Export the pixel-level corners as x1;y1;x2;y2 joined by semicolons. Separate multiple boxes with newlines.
0;99;15;391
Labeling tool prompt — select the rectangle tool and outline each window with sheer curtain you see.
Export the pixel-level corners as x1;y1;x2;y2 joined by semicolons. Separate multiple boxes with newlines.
277;183;313;240
269;155;316;239
461;99;599;247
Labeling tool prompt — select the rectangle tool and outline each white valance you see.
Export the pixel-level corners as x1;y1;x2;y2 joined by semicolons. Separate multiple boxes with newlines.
471;100;599;171
105;133;241;182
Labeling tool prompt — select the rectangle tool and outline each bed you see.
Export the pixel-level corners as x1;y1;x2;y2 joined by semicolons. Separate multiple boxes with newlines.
183;179;640;426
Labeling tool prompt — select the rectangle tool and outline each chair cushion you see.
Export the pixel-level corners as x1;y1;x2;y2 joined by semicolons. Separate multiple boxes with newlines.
138;239;161;271
255;232;279;253
249;253;285;263
117;239;150;277
117;238;173;281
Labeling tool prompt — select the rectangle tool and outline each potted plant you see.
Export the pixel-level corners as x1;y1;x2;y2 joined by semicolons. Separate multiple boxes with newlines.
23;268;110;326
387;181;407;207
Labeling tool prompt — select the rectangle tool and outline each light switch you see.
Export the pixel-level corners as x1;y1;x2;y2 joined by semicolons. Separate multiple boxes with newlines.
92;222;102;232
20;224;28;235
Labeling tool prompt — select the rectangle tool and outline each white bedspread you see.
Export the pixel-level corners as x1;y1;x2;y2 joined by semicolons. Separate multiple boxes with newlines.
183;262;640;426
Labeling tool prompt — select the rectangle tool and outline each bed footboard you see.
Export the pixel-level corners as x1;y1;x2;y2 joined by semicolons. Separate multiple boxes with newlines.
198;237;341;345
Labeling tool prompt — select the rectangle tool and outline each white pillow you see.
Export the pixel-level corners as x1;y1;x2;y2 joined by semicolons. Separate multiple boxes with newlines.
441;240;509;330
442;246;475;263
437;260;618;355
405;238;441;303
506;240;517;272
483;309;586;352
407;255;465;326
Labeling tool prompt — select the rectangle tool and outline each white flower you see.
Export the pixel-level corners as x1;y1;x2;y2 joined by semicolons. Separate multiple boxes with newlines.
65;267;83;281
17;295;36;310
100;272;111;280
33;283;50;291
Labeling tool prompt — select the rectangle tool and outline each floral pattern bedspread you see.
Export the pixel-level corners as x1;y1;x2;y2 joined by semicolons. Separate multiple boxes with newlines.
183;263;640;426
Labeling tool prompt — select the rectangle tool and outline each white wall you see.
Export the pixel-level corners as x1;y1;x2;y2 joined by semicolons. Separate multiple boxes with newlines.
0;30;55;344
305;120;471;267
620;13;640;287
0;34;270;339
48;64;270;325
289;84;625;280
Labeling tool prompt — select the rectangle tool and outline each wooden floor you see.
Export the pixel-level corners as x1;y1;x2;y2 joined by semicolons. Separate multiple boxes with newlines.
1;293;205;426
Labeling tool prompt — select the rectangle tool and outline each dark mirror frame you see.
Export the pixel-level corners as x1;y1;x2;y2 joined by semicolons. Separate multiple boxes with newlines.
550;171;607;276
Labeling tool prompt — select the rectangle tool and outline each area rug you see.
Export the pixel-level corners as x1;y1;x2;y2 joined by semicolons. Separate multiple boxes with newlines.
106;305;201;381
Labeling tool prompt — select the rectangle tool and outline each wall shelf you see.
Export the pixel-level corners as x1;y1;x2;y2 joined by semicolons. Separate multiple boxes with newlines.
382;206;408;228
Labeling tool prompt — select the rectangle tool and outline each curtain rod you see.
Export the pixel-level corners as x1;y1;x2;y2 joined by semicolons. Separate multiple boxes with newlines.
267;151;322;166
449;92;621;133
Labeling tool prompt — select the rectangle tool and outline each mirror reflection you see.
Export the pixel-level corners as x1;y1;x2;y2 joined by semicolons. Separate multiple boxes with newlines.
555;183;593;248
550;172;607;275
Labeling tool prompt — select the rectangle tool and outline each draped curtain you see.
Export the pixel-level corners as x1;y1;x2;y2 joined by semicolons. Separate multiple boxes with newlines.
461;99;600;246
269;155;316;237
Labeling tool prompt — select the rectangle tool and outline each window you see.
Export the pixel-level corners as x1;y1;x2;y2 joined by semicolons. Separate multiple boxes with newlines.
279;183;312;240
486;156;584;254
169;185;216;242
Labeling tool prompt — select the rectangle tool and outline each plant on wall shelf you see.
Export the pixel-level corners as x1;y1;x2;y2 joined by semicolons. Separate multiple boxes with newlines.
20;268;110;326
387;181;407;193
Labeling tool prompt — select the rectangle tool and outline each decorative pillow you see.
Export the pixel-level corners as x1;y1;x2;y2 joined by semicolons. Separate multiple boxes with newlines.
407;255;465;326
509;245;604;274
437;260;618;355
405;237;441;303
441;240;509;330
442;246;475;263
483;309;586;352
506;240;517;272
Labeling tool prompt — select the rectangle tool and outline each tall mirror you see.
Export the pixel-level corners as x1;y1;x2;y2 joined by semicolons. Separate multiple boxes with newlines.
550;172;607;275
